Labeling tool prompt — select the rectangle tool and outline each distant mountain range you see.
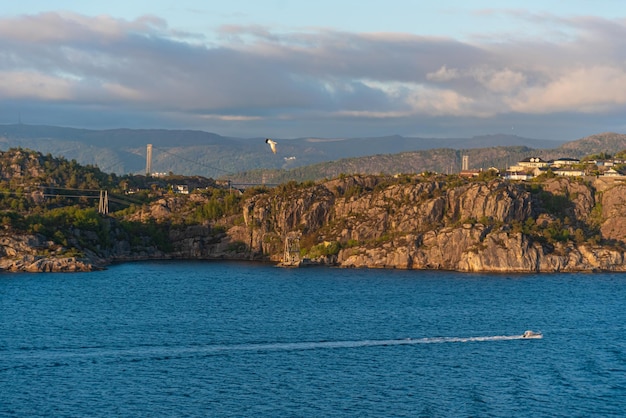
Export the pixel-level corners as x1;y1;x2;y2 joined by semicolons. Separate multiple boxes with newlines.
1;124;625;183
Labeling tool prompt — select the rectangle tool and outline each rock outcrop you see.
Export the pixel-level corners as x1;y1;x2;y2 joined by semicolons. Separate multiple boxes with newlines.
240;175;626;272
0;234;95;272
4;174;626;273
599;182;626;242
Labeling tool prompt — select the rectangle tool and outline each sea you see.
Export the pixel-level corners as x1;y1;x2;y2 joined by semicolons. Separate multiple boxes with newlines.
1;261;625;417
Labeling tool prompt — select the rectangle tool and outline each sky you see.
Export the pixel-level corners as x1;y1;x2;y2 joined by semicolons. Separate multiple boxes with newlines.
1;0;625;140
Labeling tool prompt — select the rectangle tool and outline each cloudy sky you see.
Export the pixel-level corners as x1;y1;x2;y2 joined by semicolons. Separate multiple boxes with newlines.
1;0;625;140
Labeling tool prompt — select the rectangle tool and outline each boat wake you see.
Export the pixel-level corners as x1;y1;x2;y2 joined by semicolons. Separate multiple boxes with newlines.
216;334;533;352
2;333;540;367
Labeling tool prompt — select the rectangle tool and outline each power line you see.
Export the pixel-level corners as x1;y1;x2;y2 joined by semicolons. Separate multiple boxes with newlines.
42;186;102;192
0;187;146;208
0;190;97;199
98;159;126;174
40;193;99;199
108;196;142;206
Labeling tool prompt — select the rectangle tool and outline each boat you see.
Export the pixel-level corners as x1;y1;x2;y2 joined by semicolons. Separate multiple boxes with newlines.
522;330;543;339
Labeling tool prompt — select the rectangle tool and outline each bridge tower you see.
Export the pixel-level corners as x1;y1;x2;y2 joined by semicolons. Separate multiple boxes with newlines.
146;143;153;176
98;190;109;215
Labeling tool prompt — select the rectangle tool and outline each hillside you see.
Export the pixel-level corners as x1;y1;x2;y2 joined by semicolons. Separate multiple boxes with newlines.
228;146;535;184
4;149;626;272
557;132;626;156
228;132;626;184
0;123;563;177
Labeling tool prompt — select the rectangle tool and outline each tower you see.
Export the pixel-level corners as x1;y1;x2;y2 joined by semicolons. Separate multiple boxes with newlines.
282;232;302;266
98;190;108;215
462;155;469;171
146;144;153;176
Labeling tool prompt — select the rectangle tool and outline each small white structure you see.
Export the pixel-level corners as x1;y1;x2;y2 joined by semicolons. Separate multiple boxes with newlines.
504;171;533;181
553;167;585;177
603;168;624;177
551;157;580;167
175;185;189;194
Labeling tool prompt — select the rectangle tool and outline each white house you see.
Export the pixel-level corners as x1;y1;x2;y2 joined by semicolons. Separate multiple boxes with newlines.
518;157;549;168
175;185;189;194
551;157;580;167
553;167;585;177
603;168;625;177
504;171;533;181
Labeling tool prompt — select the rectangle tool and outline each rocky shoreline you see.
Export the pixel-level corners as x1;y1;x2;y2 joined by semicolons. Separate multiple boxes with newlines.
3;235;626;273
0;234;95;272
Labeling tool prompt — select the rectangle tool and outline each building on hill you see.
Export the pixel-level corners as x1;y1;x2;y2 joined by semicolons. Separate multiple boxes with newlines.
551;157;580;167
532;167;550;177
505;157;548;180
503;171;533;181
553;167;585;177
504;154;626;181
506;156;591;180
459;167;499;178
507;157;549;173
459;169;481;178
603;168;625;177
174;185;189;194
518;157;549;168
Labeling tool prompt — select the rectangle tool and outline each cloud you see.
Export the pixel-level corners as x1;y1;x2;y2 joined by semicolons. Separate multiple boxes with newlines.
477;69;527;93
426;65;460;82
408;87;479;117
0;71;73;100
0;12;168;43
509;66;626;113
0;12;625;139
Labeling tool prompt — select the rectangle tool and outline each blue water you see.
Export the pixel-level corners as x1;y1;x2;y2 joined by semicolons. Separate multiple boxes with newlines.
1;262;625;417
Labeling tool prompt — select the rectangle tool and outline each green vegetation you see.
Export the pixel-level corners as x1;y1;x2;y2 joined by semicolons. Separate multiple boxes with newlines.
189;189;242;223
473;169;500;182
582;152;612;161
301;241;342;258
118;219;172;252
0;148;229;255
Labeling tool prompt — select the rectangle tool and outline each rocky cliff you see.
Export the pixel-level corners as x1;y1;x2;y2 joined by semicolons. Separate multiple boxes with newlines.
4;174;626;273
239;175;626;272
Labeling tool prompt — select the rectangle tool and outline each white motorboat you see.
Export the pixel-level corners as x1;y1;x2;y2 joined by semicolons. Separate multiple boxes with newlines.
522;330;543;339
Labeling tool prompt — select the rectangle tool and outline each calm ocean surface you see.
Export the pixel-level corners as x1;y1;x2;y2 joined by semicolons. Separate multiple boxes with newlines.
1;261;625;417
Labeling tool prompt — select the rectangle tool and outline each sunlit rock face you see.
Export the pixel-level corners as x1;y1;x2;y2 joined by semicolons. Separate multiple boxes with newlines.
241;176;626;272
